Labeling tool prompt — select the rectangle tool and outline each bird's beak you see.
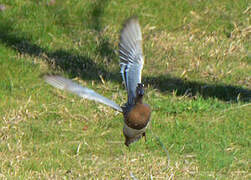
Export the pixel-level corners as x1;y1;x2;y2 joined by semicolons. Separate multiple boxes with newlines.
138;89;144;96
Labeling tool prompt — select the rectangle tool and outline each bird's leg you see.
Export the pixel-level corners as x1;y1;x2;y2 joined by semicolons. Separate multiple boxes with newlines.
142;132;146;142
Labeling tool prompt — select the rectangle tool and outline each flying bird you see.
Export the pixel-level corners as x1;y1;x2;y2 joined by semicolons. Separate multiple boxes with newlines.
44;17;151;146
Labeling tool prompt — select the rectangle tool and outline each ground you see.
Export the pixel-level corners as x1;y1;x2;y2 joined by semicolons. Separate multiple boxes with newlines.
0;0;250;179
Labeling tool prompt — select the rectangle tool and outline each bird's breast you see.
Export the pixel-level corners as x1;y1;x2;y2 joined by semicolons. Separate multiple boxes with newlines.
125;103;151;130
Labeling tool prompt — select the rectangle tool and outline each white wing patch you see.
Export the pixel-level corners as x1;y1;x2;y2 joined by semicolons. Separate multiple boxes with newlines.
119;17;144;104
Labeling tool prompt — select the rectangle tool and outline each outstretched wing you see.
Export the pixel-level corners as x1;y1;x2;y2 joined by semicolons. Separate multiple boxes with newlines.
119;17;144;105
44;75;122;112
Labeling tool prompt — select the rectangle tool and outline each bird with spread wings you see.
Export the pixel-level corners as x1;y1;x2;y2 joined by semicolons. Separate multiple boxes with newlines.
44;17;151;146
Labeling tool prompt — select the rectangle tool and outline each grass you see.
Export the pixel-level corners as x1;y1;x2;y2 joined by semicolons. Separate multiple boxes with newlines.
0;0;250;179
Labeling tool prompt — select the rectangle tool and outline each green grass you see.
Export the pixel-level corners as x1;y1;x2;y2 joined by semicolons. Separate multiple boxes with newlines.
0;0;250;179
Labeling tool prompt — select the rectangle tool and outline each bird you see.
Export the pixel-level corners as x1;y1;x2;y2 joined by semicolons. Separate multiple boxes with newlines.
44;17;151;146
119;17;151;146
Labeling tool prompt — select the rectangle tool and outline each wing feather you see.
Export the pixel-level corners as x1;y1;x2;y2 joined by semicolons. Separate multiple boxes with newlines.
44;75;122;112
119;17;144;104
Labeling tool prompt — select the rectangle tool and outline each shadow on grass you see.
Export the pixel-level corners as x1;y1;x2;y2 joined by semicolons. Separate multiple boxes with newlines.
88;0;117;62
0;18;250;103
0;21;120;82
145;75;251;102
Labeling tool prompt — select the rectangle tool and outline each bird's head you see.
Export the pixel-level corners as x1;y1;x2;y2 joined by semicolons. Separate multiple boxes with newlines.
136;83;144;97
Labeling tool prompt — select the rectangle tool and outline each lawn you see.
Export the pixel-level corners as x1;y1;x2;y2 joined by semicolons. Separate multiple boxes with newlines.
0;0;250;179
